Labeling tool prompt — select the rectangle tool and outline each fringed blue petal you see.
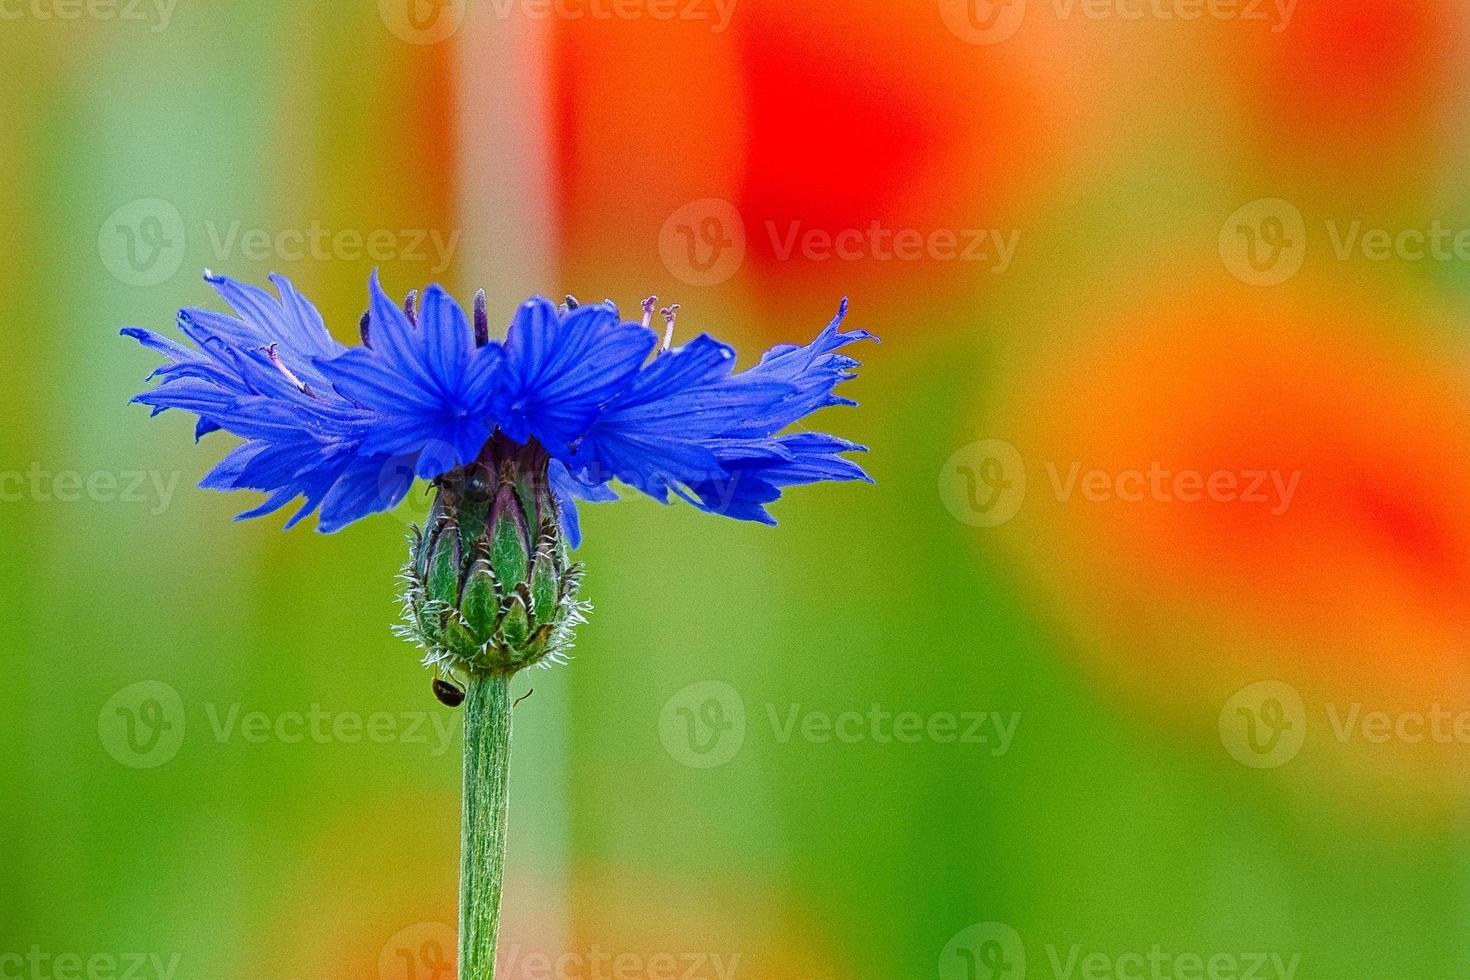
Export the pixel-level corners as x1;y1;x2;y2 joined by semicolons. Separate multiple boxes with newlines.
495;297;658;456
566;298;875;525
126;272;411;531
316;278;499;482
125;275;873;536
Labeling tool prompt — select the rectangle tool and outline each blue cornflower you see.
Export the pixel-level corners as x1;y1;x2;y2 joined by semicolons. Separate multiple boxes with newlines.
125;270;876;980
124;272;874;540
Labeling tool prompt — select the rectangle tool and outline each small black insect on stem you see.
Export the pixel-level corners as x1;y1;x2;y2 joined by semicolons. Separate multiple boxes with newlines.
433;676;467;708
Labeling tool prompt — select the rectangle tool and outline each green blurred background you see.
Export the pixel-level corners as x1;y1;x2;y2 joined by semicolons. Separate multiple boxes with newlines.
5;1;1470;977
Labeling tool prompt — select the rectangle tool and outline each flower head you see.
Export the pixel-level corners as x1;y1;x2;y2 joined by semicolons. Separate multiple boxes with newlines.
124;272;875;538
126;271;874;677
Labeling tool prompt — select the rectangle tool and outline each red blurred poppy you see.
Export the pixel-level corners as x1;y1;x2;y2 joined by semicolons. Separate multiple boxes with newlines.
551;1;1050;324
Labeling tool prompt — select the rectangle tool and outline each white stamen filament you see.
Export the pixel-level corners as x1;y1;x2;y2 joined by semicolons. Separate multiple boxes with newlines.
659;304;680;352
262;344;316;398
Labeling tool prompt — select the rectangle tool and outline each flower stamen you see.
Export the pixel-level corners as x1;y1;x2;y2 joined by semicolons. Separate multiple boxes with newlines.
474;289;489;347
261;343;317;398
659;304;680;352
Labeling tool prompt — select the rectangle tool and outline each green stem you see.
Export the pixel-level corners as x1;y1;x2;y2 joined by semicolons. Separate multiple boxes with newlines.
460;671;513;980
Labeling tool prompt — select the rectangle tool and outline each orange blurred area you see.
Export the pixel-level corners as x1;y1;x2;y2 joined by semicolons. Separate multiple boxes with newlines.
257;793;463;979
1227;1;1464;189
567;870;848;980
994;278;1470;805
260;791;848;977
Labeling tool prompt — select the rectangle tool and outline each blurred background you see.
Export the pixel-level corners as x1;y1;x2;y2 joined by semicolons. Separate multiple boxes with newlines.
4;1;1470;977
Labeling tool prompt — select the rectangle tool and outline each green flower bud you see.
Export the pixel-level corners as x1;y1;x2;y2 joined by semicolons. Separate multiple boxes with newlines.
396;438;587;680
